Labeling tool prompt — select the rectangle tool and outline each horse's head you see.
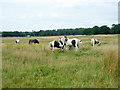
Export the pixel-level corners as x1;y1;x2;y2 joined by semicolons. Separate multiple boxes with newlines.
61;36;67;43
98;42;101;46
64;35;67;38
59;36;68;45
79;40;82;44
64;36;68;41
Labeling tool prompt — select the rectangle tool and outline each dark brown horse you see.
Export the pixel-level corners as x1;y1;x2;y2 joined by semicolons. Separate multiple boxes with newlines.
29;39;39;44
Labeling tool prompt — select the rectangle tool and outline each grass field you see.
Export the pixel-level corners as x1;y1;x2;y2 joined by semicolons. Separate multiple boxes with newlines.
2;35;118;88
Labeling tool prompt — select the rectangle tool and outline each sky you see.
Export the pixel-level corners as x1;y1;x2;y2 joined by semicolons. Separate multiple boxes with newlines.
0;0;119;31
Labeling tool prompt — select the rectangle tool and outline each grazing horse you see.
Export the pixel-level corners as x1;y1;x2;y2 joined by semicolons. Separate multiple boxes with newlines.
29;39;39;44
15;39;20;44
61;36;82;51
49;39;64;51
91;38;101;47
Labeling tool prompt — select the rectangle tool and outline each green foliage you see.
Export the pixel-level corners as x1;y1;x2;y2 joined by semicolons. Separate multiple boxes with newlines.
92;26;100;34
99;25;110;34
2;24;120;37
110;24;120;34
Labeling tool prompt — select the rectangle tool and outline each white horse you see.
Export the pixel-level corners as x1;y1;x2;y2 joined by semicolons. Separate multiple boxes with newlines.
91;38;101;47
60;36;82;51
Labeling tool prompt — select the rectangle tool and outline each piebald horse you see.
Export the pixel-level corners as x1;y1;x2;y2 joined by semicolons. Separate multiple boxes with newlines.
15;39;20;44
60;36;82;51
91;38;101;47
49;38;65;51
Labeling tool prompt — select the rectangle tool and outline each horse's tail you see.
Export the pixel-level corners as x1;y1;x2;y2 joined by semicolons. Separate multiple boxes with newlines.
48;42;52;48
29;40;31;44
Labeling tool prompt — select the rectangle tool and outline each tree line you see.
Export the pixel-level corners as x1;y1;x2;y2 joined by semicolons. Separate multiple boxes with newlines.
2;24;120;37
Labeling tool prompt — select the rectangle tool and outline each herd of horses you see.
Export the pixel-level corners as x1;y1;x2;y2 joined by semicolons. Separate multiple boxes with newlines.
15;36;101;51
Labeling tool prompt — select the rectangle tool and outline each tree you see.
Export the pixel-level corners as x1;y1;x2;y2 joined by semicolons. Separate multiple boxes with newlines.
110;24;120;34
92;26;100;35
99;25;110;34
83;28;92;35
2;24;119;37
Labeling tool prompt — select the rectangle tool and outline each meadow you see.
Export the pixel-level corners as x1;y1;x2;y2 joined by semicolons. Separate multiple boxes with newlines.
2;35;118;88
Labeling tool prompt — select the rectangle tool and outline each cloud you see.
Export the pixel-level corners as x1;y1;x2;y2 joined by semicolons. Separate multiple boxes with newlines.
2;0;118;3
55;0;119;8
50;13;60;18
37;13;43;17
1;0;118;31
19;15;27;19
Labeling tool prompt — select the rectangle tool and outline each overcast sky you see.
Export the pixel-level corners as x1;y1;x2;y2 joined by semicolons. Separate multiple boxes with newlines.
0;0;119;31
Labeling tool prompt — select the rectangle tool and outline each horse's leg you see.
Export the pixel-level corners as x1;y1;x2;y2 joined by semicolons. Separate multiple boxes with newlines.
93;43;94;47
59;48;61;52
77;44;79;48
66;46;69;51
49;42;53;50
62;48;63;51
50;46;52;50
61;48;64;52
75;43;79;51
76;47;79;51
52;47;54;51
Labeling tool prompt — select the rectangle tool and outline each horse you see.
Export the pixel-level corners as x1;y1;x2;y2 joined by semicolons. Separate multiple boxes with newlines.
60;36;82;51
49;38;64;51
29;39;39;44
15;39;20;44
91;38;101;47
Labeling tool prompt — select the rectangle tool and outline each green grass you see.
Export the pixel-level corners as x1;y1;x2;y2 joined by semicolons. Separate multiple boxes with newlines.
2;35;118;88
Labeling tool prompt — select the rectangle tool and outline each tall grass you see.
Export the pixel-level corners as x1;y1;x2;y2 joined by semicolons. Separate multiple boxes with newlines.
2;35;118;88
103;46;118;79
